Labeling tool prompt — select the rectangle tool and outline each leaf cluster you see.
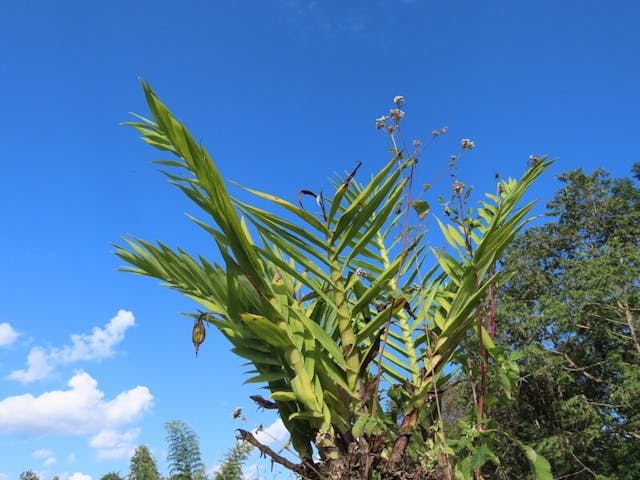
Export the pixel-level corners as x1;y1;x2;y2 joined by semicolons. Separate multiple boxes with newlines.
116;84;553;479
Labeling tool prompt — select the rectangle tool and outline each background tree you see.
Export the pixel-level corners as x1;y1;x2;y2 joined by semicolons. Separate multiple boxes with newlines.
99;472;124;480
165;420;207;480
488;165;640;479
117;84;552;479
19;471;40;480
128;444;161;480
214;441;253;480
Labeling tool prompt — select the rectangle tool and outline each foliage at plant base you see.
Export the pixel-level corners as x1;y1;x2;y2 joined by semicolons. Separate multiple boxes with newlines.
165;420;207;480
485;166;640;479
116;83;553;479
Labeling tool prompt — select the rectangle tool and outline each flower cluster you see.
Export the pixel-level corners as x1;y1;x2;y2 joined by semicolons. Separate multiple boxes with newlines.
461;138;475;150
390;108;405;123
432;126;448;137
375;96;406;130
452;179;465;195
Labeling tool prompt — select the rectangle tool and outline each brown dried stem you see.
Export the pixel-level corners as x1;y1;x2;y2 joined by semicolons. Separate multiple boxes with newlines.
236;429;313;478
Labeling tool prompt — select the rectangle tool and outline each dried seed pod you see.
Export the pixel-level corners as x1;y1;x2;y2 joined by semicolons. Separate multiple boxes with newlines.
250;394;277;410
192;315;206;357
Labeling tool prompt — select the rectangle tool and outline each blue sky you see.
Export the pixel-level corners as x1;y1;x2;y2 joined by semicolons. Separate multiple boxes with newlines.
0;1;638;479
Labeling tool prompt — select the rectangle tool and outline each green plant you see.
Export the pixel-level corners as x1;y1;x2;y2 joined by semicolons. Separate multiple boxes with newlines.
117;84;552;479
165;420;207;480
19;471;41;480
214;441;253;480
128;444;161;480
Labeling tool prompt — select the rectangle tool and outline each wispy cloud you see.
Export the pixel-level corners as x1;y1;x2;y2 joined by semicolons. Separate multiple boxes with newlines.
54;310;135;363
33;448;57;467
8;310;135;383
32;448;54;458
90;428;140;460
253;418;288;446
0;371;152;436
278;0;368;37
0;322;19;347
8;347;54;383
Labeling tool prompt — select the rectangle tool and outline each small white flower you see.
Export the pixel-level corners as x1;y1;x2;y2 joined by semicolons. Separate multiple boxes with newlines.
375;115;388;130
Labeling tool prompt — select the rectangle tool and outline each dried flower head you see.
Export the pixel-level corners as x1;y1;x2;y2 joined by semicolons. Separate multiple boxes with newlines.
393;95;404;107
375;115;388;130
192;314;207;357
528;155;540;167
386;125;396;134
355;268;367;278
452;179;465;195
389;109;405;123
412;139;422;148
434;126;448;137
461;138;475;150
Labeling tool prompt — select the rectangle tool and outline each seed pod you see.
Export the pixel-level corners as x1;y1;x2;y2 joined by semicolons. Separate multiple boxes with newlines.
192;316;206;357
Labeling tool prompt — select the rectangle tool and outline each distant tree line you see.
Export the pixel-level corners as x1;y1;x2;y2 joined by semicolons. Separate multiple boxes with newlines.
21;419;253;480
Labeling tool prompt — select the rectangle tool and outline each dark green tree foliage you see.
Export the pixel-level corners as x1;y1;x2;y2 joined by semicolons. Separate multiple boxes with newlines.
165;420;207;480
494;166;640;479
129;444;161;480
214;441;253;480
99;473;125;480
19;471;40;480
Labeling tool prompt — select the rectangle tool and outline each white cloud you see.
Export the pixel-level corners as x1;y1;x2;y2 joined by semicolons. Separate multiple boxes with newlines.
54;310;135;363
253;419;288;446
0;322;19;347
8;310;135;383
0;371;152;436
7;347;54;383
32;449;57;466
90;428;139;460
67;473;92;480
0;473;8;480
